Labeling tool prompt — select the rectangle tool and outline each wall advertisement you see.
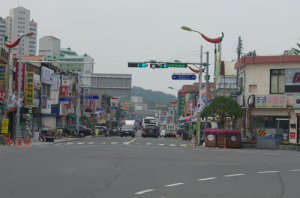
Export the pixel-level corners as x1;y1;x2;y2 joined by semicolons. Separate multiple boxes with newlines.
293;94;300;108
41;66;54;85
246;94;286;108
285;68;300;93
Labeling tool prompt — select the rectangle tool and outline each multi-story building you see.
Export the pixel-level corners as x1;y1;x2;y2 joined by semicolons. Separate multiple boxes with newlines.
38;36;94;86
235;52;300;143
0;7;38;56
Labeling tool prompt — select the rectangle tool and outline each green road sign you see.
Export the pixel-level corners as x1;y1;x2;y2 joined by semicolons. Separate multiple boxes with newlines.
151;63;187;68
128;62;148;68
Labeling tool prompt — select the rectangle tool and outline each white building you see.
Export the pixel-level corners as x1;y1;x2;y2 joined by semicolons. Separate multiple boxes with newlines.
0;7;38;56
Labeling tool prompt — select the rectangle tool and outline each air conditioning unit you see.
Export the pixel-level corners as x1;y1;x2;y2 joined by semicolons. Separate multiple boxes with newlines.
247;52;253;56
284;50;294;55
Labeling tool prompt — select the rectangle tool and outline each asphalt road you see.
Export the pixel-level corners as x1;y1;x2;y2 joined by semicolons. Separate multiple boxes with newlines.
1;130;300;198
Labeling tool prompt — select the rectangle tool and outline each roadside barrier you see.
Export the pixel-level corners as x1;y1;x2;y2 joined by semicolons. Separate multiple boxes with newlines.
6;135;11;144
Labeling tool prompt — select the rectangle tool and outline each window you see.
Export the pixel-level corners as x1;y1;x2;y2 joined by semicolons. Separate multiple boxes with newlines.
270;69;285;94
42;84;51;97
34;89;40;98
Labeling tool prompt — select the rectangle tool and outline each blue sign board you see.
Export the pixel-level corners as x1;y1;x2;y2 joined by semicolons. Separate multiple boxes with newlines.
85;95;100;100
172;73;197;80
59;97;73;102
96;108;104;111
44;104;60;116
110;107;119;110
230;92;238;98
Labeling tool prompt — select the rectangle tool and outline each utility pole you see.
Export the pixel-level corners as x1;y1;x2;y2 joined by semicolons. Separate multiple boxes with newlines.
236;36;242;96
197;45;203;145
204;51;209;128
76;72;81;137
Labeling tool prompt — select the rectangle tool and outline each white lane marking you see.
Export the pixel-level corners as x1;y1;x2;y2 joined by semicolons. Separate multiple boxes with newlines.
134;189;155;195
290;169;300;172
123;142;130;145
264;153;283;155
65;143;73;145
165;183;184;187
224;174;245;177
88;142;95;144
181;144;187;147
100;142;107;144
159;144;164;146
169;144;176;147
77;143;85;144
237;151;254;153
146;143;152;145
111;142;118;144
258;171;279;174
198;177;216;181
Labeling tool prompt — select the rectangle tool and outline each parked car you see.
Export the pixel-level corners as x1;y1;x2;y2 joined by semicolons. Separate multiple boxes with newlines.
95;126;107;135
176;128;187;137
120;125;135;137
165;130;176;138
142;125;158;138
64;125;91;137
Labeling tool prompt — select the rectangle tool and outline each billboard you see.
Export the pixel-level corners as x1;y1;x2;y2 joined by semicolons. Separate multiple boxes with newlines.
247;94;286;108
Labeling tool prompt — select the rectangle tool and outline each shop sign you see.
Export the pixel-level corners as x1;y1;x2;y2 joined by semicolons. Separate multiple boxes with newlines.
293;94;300;108
285;68;300;93
246;94;286;108
182;85;198;91
15;62;26;91
180;94;185;116
1;118;9;134
0;64;7;83
290;132;296;139
25;72;34;105
0;90;5;101
33;98;39;106
207;135;214;141
41;95;47;109
51;78;59;90
43;104;60;116
41;67;54;85
61;80;69;96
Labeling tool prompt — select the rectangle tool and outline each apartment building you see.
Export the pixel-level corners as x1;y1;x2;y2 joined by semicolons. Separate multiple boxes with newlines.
0;7;38;56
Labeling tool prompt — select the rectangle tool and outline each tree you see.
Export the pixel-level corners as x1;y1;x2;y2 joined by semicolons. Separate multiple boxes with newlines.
116;103;124;121
292;41;300;55
200;96;245;129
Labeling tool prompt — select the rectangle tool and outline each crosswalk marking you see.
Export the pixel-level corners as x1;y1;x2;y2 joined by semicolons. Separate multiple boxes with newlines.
111;142;118;144
159;144;164;146
123;142;130;145
100;142;107;144
181;144;187;147
170;144;176;146
88;142;95;144
146;143;152;145
77;143;85;145
65;143;73;145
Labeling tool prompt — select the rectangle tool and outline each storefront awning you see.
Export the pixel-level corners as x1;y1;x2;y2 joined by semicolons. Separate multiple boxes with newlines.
67;114;75;118
84;115;90;119
0;104;5;109
73;114;77;118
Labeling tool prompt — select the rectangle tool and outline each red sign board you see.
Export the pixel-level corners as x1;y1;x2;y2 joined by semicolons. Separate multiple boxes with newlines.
15;62;26;91
290;132;296;139
0;90;5;101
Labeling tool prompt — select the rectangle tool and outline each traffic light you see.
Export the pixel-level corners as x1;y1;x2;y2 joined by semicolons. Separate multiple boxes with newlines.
29;109;33;114
128;62;148;68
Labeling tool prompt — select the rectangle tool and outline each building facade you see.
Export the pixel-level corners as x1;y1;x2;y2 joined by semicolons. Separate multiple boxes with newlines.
235;54;300;143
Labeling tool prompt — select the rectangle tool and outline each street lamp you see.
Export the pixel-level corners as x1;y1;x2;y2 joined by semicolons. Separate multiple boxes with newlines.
181;26;203;145
10;32;34;143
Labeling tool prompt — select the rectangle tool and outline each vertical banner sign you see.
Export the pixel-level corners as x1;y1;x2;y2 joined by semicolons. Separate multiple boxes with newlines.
61;80;69;96
245;109;249;129
25;72;34;105
0;64;7;83
42;95;47;109
1;118;9;134
180;94;186;116
15;62;26;91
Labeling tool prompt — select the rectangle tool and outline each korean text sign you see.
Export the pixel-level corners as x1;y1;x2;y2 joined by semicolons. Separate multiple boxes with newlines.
255;95;286;108
0;64;7;82
25;72;34;105
1;118;9;134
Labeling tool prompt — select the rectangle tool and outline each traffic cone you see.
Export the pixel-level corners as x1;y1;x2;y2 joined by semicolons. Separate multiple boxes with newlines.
25;135;30;146
6;136;11;144
17;135;22;146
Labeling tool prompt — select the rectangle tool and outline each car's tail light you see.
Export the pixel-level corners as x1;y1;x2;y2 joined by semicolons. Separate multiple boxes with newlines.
87;129;91;132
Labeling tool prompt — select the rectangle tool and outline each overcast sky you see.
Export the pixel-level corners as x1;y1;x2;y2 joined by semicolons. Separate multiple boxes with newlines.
2;0;300;96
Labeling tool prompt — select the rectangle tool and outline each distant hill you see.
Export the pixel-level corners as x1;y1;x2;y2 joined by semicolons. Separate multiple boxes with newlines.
119;86;177;105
